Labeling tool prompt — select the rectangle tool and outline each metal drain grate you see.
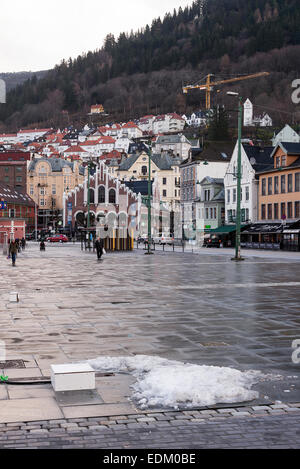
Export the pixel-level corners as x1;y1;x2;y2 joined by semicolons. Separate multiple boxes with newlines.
0;360;26;369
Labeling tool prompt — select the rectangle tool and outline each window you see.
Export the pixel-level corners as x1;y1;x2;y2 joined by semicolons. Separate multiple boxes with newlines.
206;208;209;219
246;208;249;221
288;202;293;219
274;203;279;220
40;199;45;206
267;204;272;220
246;186;249;201
262;178;266;196
281;202;286;219
281;175;286;193
109;189;116;204
163;190;167;197
240;187;243;201
282;156;287;167
141;166;147;176
274;176;279;194
261;204;266;220
233;188;236;203
16;167;22;172
227;190;230;203
40;188;45;195
204;190;210;201
30;185;34;195
295;173;300;192
268;177;273;195
227;210;233;222
16;176;22;183
4;176;9;183
89;188;95;204
163;178;167;185
275;156;280;168
4;167;9;173
295;201;300;219
210;208;213;219
52;185;56;195
288;174;293;193
213;208;217;219
98;186;105;203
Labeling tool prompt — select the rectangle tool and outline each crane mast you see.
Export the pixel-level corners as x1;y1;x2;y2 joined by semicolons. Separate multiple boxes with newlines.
183;72;270;110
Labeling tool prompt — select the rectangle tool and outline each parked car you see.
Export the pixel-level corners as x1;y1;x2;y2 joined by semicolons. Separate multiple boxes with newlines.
46;234;68;243
25;232;36;240
137;234;150;244
153;233;174;245
203;235;222;248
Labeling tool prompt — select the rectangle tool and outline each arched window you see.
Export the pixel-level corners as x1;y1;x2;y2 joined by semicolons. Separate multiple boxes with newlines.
98;186;105;203
109;188;116;204
89;188;95;204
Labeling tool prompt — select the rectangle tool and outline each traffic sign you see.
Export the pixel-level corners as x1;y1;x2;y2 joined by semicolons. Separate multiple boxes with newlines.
0;201;7;210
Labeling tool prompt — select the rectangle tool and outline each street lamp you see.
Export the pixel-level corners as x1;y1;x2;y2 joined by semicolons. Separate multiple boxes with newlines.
86;156;96;251
227;91;244;261
145;141;153;255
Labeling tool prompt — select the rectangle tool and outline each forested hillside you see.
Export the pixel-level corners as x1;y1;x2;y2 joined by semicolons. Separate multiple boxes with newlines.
0;0;299;131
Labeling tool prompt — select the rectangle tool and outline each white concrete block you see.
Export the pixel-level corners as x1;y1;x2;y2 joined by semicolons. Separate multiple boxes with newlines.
51;363;95;392
9;292;19;303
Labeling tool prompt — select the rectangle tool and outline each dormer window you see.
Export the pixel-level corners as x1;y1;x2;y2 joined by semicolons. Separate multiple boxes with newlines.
281;156;286;167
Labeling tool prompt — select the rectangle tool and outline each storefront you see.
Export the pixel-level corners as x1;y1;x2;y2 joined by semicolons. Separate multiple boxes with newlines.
282;220;300;252
206;225;249;247
241;221;300;251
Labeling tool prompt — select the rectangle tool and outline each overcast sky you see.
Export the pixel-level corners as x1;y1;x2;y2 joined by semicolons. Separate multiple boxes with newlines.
1;0;194;73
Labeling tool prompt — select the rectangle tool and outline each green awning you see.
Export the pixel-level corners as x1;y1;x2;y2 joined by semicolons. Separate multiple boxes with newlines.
208;225;248;234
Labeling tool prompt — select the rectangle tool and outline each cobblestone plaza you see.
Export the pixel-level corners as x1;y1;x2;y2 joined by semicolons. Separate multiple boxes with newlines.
0;243;299;448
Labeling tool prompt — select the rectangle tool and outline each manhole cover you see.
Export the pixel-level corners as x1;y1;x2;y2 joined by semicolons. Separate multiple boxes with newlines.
0;360;25;369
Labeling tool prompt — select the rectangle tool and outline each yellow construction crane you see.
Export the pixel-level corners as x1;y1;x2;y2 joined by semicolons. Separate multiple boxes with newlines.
183;72;270;110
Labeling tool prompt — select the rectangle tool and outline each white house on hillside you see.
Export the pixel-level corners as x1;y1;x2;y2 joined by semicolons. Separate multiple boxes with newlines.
224;141;273;225
272;124;300;147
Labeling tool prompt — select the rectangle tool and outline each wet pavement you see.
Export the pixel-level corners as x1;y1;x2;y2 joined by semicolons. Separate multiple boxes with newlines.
0;243;300;411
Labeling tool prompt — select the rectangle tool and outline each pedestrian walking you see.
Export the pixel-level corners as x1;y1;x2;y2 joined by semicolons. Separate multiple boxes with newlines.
21;237;26;250
9;240;18;267
95;237;104;260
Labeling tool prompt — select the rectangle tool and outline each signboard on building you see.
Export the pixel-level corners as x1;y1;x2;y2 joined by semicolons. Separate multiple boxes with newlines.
67;202;72;225
0;201;7;210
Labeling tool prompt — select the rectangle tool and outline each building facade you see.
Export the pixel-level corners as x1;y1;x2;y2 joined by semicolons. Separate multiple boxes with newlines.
0;151;31;193
27;157;85;230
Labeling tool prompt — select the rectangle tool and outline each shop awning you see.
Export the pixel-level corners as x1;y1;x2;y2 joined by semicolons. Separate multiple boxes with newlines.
208;225;248;234
242;223;287;234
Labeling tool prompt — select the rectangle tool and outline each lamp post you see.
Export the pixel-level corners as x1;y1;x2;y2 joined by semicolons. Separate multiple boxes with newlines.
145;141;153;255
86;155;96;252
227;91;244;261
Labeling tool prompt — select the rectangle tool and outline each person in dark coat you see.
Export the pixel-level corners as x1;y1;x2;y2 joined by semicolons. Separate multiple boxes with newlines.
95;237;104;260
9;240;18;266
21;238;26;250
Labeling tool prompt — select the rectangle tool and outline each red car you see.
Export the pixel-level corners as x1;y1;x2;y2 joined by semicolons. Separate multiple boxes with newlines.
46;234;68;243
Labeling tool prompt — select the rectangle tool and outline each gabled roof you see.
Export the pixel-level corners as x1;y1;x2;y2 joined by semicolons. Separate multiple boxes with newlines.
0;183;35;206
242;144;274;172
271;142;300;157
64;145;86;153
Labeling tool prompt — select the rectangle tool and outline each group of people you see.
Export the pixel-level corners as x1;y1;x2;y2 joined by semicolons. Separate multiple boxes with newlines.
7;235;105;267
8;238;26;267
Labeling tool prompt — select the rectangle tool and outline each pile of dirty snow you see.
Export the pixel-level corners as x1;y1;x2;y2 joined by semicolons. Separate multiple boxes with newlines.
85;355;268;410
